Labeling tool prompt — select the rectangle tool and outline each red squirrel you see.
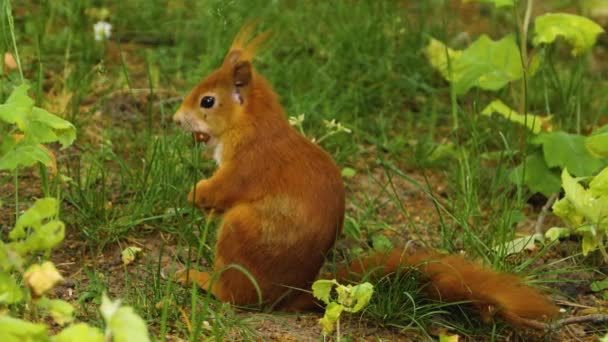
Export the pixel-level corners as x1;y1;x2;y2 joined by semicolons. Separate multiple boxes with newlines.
172;23;559;326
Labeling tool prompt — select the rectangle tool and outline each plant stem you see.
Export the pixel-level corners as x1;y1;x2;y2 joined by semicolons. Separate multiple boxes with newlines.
336;317;341;342
521;0;533;65
14;167;18;221
5;0;24;82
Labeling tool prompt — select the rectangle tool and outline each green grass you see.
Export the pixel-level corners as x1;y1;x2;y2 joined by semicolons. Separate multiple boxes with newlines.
2;0;608;340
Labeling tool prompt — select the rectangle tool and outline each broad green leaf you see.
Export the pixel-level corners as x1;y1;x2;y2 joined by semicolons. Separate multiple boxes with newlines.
37;297;74;326
0;84;34;128
101;294;150;342
371;234;393;252
24;261;64;296
0;144;52;171
509;153;561;196
462;0;514;7
552;198;584;227
591;277;608;292
561;168;608;225
0;270;24;304
545;227;572;241
456;35;523;94
318;302;344;335
346;282;374;312
424;38;462;83
312;279;337;305
52;323;104;342
26;108;76;149
0;84;76;149
533;132;604;176
590;166;608;197
586;132;608;158
426;35;525;95
0;315;48;341
533;13;604;56
23;220;65;252
10;198;59;241
481;99;553;134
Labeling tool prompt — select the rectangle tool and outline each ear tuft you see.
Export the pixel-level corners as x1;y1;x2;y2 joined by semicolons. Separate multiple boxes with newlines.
233;61;252;87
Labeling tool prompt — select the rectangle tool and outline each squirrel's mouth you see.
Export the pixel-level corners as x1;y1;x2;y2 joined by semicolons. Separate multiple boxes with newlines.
192;131;211;144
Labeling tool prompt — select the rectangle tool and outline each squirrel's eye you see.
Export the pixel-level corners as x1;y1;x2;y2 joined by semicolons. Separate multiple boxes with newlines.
200;96;215;108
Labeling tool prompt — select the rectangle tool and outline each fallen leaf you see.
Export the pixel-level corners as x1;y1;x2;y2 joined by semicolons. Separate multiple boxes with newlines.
4;52;17;70
24;261;64;296
121;246;143;265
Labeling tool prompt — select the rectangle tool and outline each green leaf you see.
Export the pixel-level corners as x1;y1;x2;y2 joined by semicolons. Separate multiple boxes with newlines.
0;84;76;149
312;279;337;305
0;84;34;128
590;166;608;197
318;302;344;335
586;132;608;158
552;198;584;227
0;270;24;304
371;234;393;252
425;35;524;94
26;108;76;149
481;99;553;134
462;0;514;7
10;198;58;240
533;13;604;56
23;220;65;252
509;153;561;196
37;297;75;326
0;143;52;171
0;314;48;341
424;38;463;83
345;282;374;312
101;294;150;342
545;227;572;241
591;277;608;292
581;231;599;256
561;168;608;226
533;132;604;176
341;167;357;178
52;323;104;342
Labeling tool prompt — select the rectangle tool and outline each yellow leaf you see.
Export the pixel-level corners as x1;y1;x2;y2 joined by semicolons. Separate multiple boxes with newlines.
24;261;63;296
121;246;142;265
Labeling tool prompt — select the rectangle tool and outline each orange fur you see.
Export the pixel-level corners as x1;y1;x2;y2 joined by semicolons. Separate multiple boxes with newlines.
340;249;559;326
172;23;558;326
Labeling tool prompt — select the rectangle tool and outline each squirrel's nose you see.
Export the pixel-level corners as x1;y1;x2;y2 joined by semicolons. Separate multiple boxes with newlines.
172;111;184;125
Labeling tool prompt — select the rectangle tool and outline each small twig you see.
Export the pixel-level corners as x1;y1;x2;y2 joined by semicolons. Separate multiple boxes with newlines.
517;314;608;331
534;193;559;236
554;314;608;327
555;299;594;310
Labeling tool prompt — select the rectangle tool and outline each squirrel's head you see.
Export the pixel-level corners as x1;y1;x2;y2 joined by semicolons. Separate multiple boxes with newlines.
173;22;270;145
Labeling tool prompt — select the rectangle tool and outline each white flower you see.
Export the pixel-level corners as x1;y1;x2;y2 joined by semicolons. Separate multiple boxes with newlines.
94;21;112;41
289;114;305;127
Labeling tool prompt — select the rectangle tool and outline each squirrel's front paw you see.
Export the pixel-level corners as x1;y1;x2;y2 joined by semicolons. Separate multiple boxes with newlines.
174;268;211;289
187;179;212;208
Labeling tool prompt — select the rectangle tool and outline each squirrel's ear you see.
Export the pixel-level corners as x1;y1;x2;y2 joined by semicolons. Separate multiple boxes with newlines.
233;60;251;88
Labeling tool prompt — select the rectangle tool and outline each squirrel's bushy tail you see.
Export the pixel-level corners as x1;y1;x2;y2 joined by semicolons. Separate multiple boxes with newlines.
331;248;559;327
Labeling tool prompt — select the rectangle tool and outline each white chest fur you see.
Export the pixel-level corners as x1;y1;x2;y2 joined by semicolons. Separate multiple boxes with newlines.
213;142;223;166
